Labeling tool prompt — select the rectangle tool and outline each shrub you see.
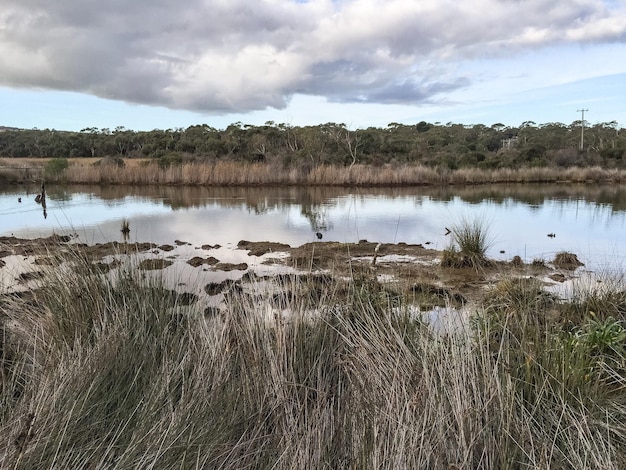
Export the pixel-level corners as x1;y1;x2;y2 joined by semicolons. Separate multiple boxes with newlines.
157;154;184;169
93;156;125;168
44;157;69;177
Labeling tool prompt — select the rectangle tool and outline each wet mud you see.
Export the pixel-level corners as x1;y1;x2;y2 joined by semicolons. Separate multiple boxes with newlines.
0;235;584;314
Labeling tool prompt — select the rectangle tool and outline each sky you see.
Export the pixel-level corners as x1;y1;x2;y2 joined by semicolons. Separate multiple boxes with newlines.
1;0;625;132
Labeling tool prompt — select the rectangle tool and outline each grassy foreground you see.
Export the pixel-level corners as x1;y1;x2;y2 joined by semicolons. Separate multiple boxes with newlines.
2;251;626;468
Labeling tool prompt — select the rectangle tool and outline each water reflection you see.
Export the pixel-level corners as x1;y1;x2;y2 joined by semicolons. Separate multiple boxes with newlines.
121;219;130;242
34;183;47;220
1;183;625;273
26;183;626;213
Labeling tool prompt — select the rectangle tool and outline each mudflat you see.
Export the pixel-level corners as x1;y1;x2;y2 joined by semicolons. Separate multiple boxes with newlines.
0;235;582;310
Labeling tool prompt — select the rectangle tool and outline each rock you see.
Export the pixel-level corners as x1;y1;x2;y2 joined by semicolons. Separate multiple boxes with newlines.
204;279;242;296
138;259;174;270
187;256;219;267
215;262;248;271
549;273;567;283
237;240;291;256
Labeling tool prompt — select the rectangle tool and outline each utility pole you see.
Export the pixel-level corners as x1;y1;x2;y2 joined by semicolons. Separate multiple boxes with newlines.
577;108;588;151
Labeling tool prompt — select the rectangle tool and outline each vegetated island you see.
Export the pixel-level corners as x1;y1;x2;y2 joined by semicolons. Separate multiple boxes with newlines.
0;120;625;185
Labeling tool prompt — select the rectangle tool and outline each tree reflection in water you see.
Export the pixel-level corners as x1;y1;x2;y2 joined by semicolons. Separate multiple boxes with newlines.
2;183;625;274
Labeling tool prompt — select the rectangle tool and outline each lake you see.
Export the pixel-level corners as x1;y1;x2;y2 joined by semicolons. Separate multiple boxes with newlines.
1;183;625;275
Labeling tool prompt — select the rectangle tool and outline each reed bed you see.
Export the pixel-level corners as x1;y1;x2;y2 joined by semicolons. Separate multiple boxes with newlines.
47;161;626;186
2;246;626;468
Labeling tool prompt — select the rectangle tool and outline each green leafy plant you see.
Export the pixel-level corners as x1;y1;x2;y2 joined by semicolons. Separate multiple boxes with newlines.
563;315;626;390
577;316;626;358
44;157;69;176
157;154;184;169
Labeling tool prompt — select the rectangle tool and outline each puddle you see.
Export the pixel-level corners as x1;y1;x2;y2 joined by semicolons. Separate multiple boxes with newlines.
93;243;299;309
352;254;440;265
0;254;41;293
397;304;469;334
545;269;625;302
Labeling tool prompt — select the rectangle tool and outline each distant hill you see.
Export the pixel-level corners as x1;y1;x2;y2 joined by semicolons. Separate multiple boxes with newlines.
0;126;21;132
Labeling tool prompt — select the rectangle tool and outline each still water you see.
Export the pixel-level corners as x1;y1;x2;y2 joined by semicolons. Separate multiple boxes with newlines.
1;183;625;274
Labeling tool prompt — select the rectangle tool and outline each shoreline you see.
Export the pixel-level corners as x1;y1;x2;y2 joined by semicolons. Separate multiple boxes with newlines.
0;235;589;311
2;159;626;186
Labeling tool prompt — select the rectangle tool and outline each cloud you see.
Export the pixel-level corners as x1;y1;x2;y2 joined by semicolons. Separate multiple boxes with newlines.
0;0;624;113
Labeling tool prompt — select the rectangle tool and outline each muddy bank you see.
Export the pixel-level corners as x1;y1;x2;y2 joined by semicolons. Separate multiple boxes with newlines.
0;235;586;314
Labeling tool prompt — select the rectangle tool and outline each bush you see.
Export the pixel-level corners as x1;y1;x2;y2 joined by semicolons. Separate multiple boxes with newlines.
44;157;69;176
157;154;184;169
93;156;125;168
600;147;625;161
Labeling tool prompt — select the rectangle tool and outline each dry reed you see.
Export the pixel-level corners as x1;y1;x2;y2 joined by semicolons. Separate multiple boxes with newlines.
30;161;626;186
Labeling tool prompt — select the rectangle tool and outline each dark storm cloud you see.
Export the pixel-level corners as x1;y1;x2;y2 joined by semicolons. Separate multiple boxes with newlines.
0;0;624;113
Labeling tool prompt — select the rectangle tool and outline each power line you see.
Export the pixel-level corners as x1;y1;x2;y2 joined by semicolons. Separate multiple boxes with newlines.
577;108;588;151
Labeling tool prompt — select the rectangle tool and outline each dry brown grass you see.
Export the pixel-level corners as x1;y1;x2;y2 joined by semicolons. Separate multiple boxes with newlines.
0;157;151;168
0;157;46;168
4;157;626;186
2;251;626;469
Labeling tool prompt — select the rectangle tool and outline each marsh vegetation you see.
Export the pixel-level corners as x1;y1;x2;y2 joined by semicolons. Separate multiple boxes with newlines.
3;157;626;187
1;119;625;186
441;216;494;269
1;226;626;468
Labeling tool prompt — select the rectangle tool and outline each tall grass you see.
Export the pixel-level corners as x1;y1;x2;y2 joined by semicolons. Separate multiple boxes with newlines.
441;217;494;269
565;273;626;322
38;160;626;186
2;249;626;468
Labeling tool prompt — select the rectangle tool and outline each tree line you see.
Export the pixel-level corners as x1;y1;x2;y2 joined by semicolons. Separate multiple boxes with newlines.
0;120;623;169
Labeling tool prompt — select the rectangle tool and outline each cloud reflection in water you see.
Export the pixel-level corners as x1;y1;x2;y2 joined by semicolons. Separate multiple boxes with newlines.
0;184;624;273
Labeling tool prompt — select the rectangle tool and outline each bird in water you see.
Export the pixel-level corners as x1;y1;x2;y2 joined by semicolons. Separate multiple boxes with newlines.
18;197;21;203
315;232;323;240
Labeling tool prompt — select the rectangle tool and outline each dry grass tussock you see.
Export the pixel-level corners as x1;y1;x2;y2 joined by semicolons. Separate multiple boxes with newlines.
2;247;626;468
44;160;626;186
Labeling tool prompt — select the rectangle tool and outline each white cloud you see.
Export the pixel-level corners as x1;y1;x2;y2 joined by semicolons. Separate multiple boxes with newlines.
0;0;624;113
